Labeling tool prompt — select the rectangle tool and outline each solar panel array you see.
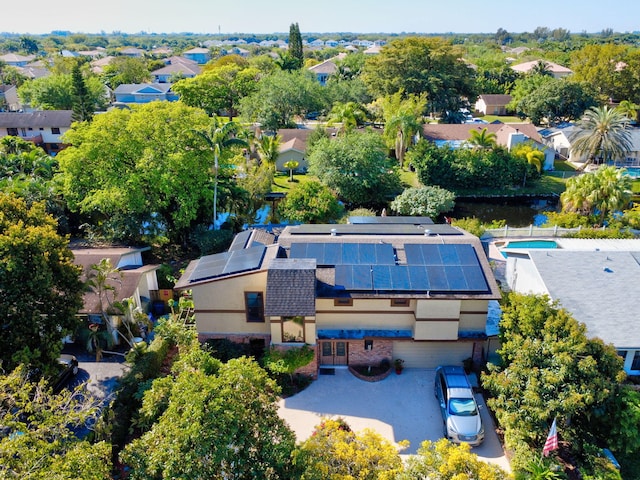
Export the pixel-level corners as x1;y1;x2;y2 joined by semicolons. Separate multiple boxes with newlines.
289;242;395;266
334;244;489;293
191;245;266;282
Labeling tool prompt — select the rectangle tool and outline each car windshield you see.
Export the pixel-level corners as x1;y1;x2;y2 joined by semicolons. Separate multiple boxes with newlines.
449;398;477;416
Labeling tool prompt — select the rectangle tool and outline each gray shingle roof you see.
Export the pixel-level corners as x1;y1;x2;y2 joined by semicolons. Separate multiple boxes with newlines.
0;110;72;128
265;259;317;316
528;250;640;348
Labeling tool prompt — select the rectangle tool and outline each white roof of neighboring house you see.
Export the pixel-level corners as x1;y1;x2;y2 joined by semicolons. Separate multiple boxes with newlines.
308;58;338;75
364;44;382;55
0;53;35;63
279;138;306;154
511;60;573;75
183;47;209;54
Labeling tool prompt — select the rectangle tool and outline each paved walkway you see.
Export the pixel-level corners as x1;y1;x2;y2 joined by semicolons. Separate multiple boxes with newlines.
278;367;510;473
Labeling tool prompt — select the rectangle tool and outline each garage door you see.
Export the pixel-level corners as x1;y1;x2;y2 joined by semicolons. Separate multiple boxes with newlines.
393;341;473;369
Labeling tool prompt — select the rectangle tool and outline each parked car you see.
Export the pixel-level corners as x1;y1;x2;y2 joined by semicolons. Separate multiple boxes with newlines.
434;365;484;446
52;354;79;393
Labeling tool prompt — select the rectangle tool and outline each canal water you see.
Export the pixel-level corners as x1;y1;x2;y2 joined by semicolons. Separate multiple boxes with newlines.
448;196;560;227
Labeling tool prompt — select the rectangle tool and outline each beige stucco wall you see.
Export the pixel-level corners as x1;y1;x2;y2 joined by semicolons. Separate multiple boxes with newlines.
316;298;415;329
270;316;317;344
459;299;489;332
276;150;307;172
192;271;270;335
414;320;459;340
415;299;461;319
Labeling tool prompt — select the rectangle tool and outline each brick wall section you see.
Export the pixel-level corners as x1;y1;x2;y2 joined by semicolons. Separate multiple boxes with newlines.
348;339;393;368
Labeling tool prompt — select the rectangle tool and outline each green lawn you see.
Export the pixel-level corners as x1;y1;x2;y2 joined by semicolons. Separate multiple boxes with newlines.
479;115;525;124
271;172;318;193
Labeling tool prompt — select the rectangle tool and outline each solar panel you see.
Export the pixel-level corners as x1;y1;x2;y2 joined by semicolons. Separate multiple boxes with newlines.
446;265;468;290
427;265;449;290
462;265;490;291
289;242;396;266
190;246;265;282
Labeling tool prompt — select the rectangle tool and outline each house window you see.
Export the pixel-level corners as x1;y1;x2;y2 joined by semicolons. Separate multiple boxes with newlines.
391;298;409;307
282;316;305;343
334;298;353;307
51;127;61;134
632;351;640;371
7;128;18;136
364;339;373;351
617;350;627;362
244;292;264;323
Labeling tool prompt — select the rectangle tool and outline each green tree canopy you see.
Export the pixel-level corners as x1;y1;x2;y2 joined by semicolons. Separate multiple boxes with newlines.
0;194;84;374
0;365;111;479
18;72;107;111
288;22;303;70
173;64;260;119
515;78;598;125
483;292;625;463
56;102;217;243
240;70;326;131
467;127;497;149
390;186;456;218
362;37;476;117
121;355;300;479
308;131;402;208
100;56;151;89
277;180;344;224
378;91;426;166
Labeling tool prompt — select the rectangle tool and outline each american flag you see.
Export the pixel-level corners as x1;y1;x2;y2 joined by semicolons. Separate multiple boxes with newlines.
543;418;559;456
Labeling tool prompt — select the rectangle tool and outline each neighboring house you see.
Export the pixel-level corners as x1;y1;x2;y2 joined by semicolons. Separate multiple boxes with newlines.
273;128;339;172
229;47;249;58
0;53;36;67
308;58;338;86
421;123;555;170
474;94;512;116
0;110;72;154
16;61;50;80
363;44;382;55
174;219;501;376
540;123;640;167
91;55;115;74
151;58;201;83
0;85;21;112
309;39;325;48
502;239;640;374
510;60;573;78
72;247;160;339
113;83;179;104
182;47;211;65
151;46;173;57
120;47;145;57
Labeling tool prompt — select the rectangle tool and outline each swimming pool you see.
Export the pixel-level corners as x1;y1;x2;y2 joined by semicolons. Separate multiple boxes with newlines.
503;240;558;249
623;167;640;179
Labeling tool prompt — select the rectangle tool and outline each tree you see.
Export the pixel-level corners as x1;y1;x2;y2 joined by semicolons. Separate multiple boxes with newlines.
294;418;405;480
240;70;326;131
326;101;368;134
362;37;476;117
277;180;344;224
512;142;544;187
570;106;633;169
516;79;598;126
173;64;260;119
258;133;281;170
18;72;107;111
71;61;94;122
19;35;39;54
308;131;402;209
100;56;151;89
288;22;303;70
570;43;631;102
0;194;84;375
283;160;299;182
190;115;249;229
483;292;625;463
390;186;456;218
56;102;216;243
262;345;314;384
617;99;639;122
121;355;300;479
530;60;553;77
467;127;497;149
0;365;111;479
398;439;511;480
379;92;426;166
560;166;632;223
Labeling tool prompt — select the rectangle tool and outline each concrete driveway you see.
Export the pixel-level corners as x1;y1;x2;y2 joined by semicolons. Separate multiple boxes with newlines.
278;367;510;473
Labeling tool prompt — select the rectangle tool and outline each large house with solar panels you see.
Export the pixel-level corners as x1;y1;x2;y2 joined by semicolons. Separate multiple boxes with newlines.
174;217;501;374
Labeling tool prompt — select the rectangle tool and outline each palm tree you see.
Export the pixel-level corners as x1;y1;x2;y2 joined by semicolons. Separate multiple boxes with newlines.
283;160;299;182
570;106;633;171
190;116;248;228
512;143;544;187
467;128;497;149
381;92;426;166
531;60;552;77
326;102;367;134
617;100;639;123
560;165;632;223
258;134;281;172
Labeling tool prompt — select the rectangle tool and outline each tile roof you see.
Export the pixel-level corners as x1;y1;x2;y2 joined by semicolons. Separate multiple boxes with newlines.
421;123;542;144
265;259;317;316
510;60;573;75
477;94;512;105
279;137;306;153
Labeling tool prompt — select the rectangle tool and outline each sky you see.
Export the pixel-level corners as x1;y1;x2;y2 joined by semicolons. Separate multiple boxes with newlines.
2;0;640;36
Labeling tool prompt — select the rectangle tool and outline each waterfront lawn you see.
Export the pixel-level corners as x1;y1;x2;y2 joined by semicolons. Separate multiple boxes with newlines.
271;172;318;192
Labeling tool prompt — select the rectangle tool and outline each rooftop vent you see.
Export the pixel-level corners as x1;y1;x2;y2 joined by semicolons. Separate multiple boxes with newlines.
330;228;337;236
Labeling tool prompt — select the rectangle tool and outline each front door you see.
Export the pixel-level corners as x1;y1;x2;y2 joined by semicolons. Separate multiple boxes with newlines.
320;340;348;366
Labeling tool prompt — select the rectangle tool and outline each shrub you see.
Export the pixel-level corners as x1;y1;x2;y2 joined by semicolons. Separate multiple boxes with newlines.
189;225;234;256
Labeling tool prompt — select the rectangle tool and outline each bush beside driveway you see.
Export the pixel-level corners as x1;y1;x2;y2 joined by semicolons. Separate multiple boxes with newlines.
278;367;510;473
